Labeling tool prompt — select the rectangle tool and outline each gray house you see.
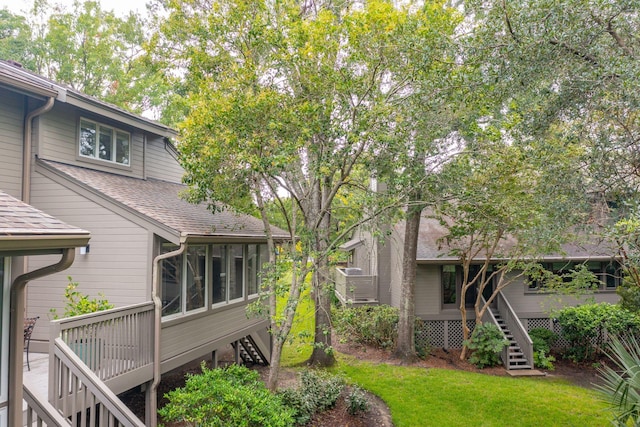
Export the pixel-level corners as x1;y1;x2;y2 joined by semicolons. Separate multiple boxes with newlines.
1;59;284;425
337;214;620;370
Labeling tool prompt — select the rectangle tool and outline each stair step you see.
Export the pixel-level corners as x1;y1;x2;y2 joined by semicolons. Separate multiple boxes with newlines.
509;364;532;370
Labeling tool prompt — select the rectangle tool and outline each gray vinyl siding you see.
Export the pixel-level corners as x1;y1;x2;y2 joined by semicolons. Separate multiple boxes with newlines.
26;172;149;342
160;304;268;372
37;104;145;178
501;272;620;317
415;265;441;316
145;136;184;183
0;88;24;198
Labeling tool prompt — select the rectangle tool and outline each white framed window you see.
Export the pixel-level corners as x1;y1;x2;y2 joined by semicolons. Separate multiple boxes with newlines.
79;118;130;165
161;244;208;318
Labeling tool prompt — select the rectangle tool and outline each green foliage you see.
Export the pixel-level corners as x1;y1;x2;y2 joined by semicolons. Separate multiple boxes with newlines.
556;303;640;362
346;385;369;416
414;318;432;359
277;370;345;425
533;350;556;371
618;280;640;314
528;328;558;370
597;334;640;427
50;276;113;319
529;328;559;354
333;305;399;350
463;323;508;369
159;363;294;427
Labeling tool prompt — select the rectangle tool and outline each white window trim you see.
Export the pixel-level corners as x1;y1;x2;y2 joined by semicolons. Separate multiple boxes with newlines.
79;117;131;166
183;246;208;314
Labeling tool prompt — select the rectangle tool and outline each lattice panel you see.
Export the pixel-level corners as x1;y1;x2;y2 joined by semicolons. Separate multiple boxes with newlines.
445;320;476;348
526;318;553;331
422;321;444;348
552;322;571;348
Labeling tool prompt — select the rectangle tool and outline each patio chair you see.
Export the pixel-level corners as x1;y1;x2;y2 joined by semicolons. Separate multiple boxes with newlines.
24;316;39;371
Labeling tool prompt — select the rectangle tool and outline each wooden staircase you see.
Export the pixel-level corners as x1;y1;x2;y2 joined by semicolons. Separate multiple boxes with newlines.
493;312;532;370
232;336;269;366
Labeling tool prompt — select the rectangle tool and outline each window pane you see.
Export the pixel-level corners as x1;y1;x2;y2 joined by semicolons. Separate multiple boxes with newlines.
247;244;258;295
229;244;244;300
605;263;620;289
442;265;456;305
116;131;130;165
99;127;113;160
186;246;206;311
212;245;226;304
259;243;268;290
161;244;181;316
80;120;96;157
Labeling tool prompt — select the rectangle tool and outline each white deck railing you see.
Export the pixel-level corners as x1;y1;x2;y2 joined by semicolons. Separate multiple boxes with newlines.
23;383;72;426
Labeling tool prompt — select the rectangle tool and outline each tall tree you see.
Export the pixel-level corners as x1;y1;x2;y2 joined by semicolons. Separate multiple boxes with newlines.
150;0;443;380
0;8;34;68
433;134;590;358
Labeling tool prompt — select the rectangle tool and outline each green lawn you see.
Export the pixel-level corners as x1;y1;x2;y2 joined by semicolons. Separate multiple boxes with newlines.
335;355;611;427
279;292;614;426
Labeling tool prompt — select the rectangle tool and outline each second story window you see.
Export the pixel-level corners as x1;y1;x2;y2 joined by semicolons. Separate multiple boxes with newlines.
80;118;130;165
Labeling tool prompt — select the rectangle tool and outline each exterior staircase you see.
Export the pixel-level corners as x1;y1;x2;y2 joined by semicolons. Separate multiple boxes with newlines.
493;312;532;370
232;336;269;365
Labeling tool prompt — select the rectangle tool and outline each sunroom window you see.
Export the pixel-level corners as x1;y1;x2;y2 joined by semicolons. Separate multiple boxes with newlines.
79;118;130;165
162;242;270;318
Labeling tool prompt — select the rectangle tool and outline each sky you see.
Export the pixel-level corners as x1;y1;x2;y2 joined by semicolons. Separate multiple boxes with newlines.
0;0;151;17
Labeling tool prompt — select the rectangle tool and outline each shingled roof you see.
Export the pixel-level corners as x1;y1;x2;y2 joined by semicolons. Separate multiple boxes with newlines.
40;160;289;240
0;190;90;251
411;215;617;263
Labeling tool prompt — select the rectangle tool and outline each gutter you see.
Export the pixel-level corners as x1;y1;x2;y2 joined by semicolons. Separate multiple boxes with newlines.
22;97;55;204
148;235;186;427
8;248;77;426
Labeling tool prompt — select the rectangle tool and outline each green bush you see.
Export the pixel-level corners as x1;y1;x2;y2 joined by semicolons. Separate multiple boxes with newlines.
414;318;432;359
159;363;294;427
278;369;345;425
617;281;640;314
50;276;113;319
556;303;640;362
333;305;399;349
529;328;559;353
346;386;369;416
464;323;509;369
533;349;556;370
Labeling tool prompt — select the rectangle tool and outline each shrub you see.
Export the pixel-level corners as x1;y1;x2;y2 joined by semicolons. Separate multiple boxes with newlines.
414;318;432;359
50;276;114;319
346;386;369;416
159;363;294;427
533;349;556;370
464;323;509;369
617;281;640;314
278;369;345;425
597;334;640;426
529;328;559;353
333;305;399;349
556;303;640;362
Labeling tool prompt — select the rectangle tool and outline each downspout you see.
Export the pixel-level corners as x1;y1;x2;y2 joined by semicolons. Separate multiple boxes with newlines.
8;248;75;426
23;96;55;203
148;236;186;427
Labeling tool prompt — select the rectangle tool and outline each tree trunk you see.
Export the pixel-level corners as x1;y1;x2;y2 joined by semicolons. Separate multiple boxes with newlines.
394;205;422;362
308;178;336;367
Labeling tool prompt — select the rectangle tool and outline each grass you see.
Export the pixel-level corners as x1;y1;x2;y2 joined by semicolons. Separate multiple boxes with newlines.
278;291;614;426
334;355;612;427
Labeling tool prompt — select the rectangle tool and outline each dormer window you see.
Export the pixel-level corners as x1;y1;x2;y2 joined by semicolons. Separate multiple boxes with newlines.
79;118;130;165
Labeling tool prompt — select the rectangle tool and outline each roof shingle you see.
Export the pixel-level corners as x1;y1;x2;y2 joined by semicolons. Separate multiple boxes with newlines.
40;160;288;240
